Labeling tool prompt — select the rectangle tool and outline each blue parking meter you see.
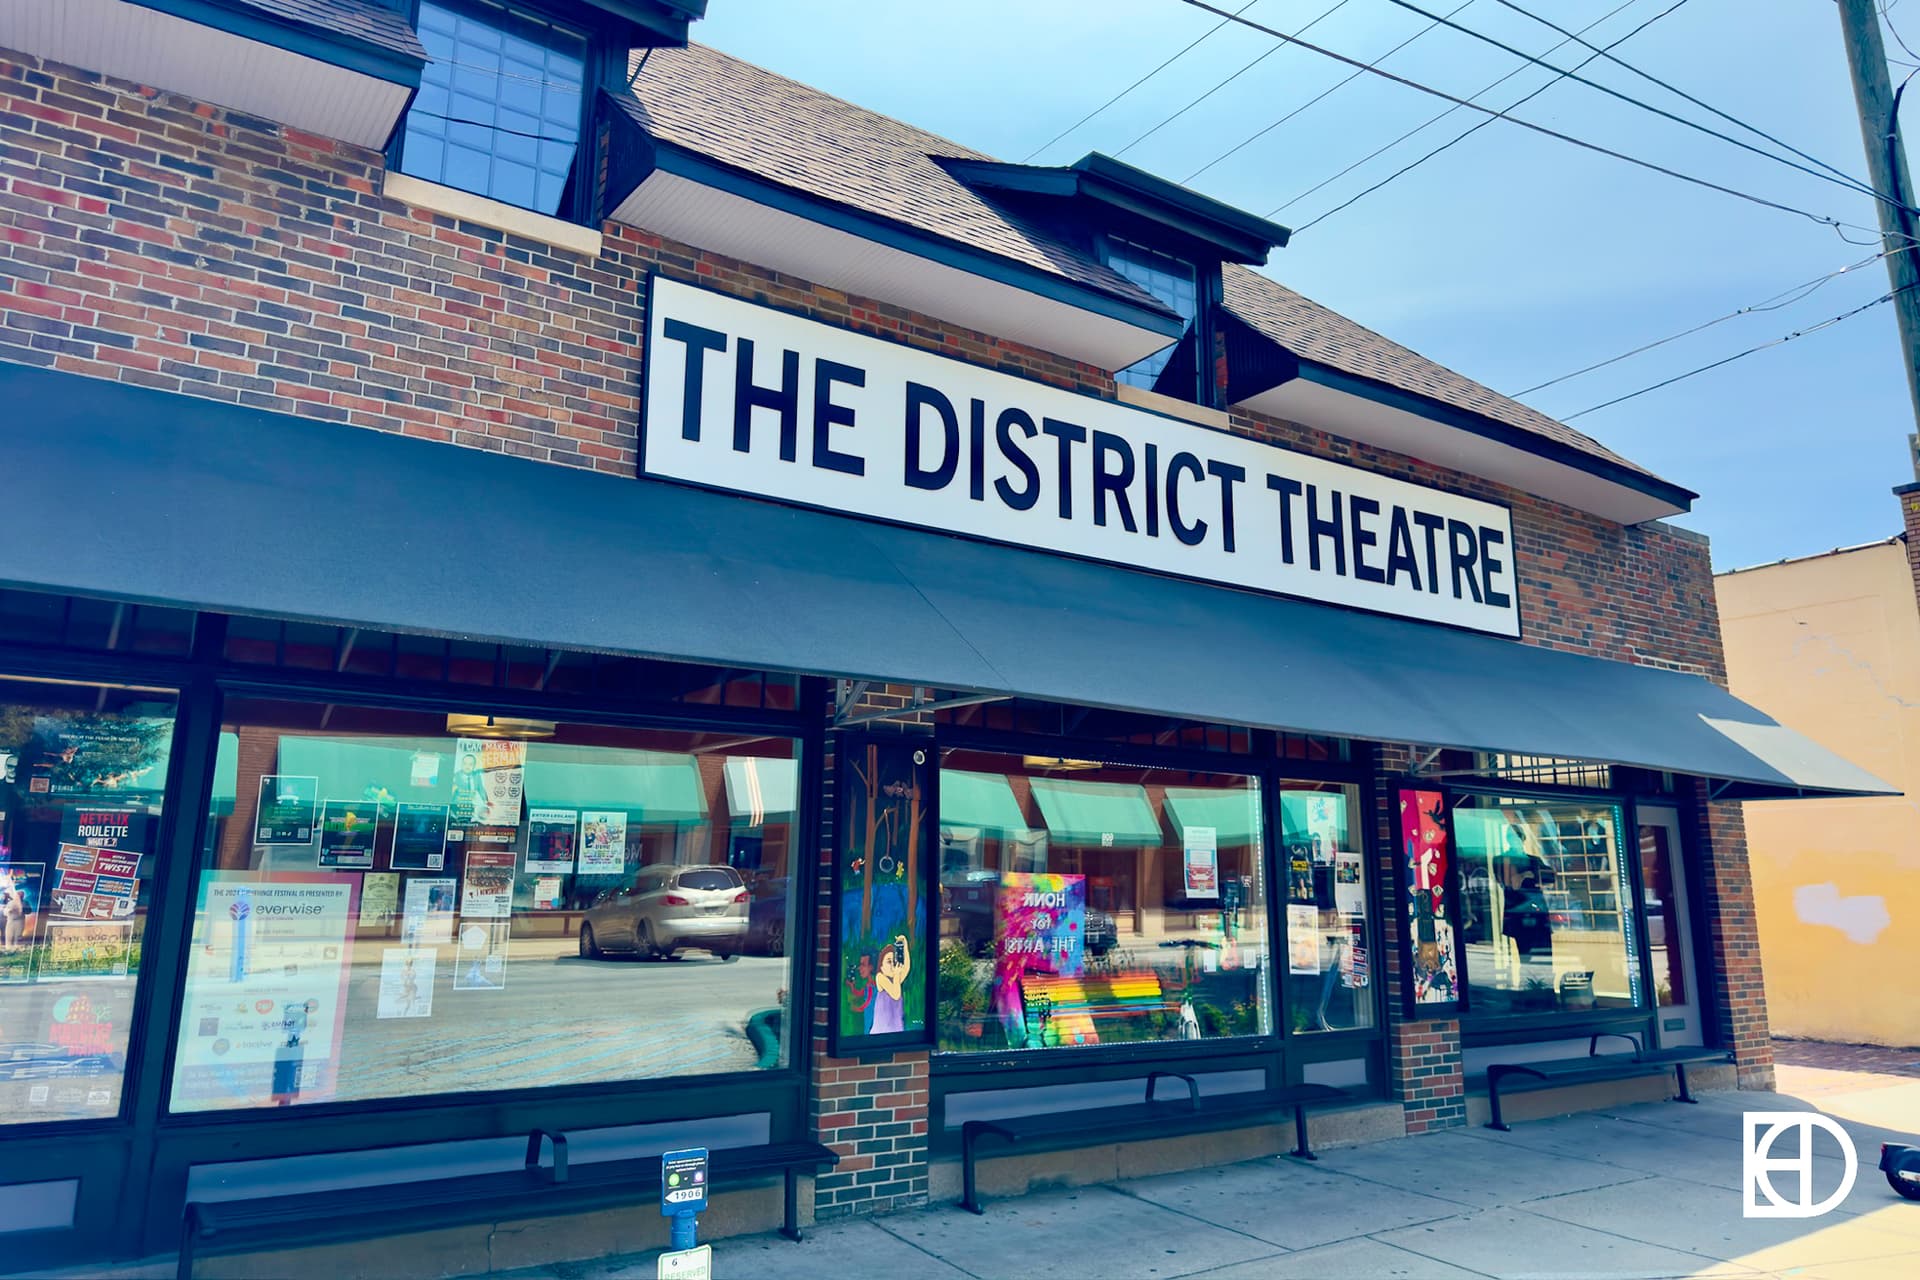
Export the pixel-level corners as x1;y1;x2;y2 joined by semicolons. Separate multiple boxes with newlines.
660;1148;709;1251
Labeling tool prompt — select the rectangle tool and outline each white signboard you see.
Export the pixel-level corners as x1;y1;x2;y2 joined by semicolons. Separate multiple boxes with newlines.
643;276;1520;637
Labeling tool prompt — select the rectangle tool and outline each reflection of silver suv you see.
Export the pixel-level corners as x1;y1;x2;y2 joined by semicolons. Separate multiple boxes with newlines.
580;865;747;961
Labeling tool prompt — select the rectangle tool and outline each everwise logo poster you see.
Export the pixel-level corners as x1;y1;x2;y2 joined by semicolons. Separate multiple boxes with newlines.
1743;1112;1859;1218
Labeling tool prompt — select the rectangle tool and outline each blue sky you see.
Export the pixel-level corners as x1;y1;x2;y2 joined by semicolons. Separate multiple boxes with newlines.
693;0;1915;570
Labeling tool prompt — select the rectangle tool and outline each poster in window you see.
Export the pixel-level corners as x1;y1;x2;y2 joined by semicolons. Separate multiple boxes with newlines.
452;739;524;827
532;876;563;910
992;872;1088;1047
39;920;133;981
390;803;448;871
172;873;355;1109
1333;848;1365;917
578;812;627;875
1181;825;1219;898
1286;902;1320;975
376;948;435;1019
460;852;515;919
60;805;148;854
255;774;319;845
50;844;137;920
452;921;509;991
524;807;578;873
401;877;456;946
0;863;45;979
317;800;379;870
832;735;935;1055
1397;787;1462;1014
359;872;399;924
26;714;172;797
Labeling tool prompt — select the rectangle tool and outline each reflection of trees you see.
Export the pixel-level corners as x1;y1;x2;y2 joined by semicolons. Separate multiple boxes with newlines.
24;713;170;792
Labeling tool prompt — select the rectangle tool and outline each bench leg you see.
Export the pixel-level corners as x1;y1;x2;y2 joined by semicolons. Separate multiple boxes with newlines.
780;1167;803;1242
1673;1063;1698;1104
961;1125;984;1215
1487;1071;1510;1132
1288;1106;1317;1160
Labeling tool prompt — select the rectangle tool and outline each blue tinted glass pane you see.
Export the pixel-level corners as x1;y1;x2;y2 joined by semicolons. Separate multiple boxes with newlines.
445;144;489;194
492;161;537;209
414;81;449;119
495;130;537;165
538;139;576;177
405;132;445;181
420;2;456;35
536;171;566;213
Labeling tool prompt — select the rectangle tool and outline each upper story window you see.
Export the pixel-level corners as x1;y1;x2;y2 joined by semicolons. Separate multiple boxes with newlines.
1106;238;1201;399
400;0;592;218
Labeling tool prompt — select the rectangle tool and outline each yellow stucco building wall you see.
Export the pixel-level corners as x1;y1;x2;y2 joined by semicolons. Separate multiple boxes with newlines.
1717;538;1919;1046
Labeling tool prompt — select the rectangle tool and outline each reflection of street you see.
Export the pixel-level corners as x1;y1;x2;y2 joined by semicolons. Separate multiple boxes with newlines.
316;944;789;1103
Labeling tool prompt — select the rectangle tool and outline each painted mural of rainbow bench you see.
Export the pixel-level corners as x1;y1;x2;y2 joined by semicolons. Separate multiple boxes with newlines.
1017;971;1168;1046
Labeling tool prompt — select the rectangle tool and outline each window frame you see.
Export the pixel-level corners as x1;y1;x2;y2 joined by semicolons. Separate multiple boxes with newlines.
391;0;613;226
1443;781;1662;1047
927;722;1384;1091
1100;234;1226;410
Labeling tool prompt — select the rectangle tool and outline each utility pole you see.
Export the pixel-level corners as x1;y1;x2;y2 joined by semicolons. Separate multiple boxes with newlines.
1838;0;1920;476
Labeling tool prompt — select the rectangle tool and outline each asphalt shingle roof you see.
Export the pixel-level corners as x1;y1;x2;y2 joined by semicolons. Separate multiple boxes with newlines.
1222;264;1663;480
622;43;1174;317
620;43;1666;491
238;0;428;61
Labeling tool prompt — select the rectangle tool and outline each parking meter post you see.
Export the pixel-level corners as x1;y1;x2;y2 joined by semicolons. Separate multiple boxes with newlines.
670;1208;696;1251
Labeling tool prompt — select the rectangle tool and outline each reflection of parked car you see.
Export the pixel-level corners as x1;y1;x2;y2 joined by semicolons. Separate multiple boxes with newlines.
943;872;1117;958
580;865;747;961
748;878;789;956
0;1042;113;1081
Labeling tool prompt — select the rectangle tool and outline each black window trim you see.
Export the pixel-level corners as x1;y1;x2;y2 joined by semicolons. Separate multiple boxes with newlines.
1100;233;1227;411
391;0;616;227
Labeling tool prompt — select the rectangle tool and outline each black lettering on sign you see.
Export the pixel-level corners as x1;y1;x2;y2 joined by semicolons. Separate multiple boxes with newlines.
733;337;799;462
1385;506;1421;591
1480;525;1511;609
1266;474;1301;565
812;358;866;477
661;318;726;442
1207;460;1245;554
968;398;987;502
1349;495;1384;584
1091;431;1138;532
1166;451;1208;547
1306;484;1345;575
1144;443;1161;538
1041;418;1088;520
904;382;958;491
1448;519;1482;603
1413;511;1445;595
994;407;1041;511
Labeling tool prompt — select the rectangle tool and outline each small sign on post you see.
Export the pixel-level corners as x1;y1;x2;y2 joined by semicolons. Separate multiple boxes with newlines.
657;1244;712;1280
660;1147;709;1216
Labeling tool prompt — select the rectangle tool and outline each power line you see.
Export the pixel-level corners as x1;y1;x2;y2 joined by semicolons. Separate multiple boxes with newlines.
1169;0;1866;233
1112;0;1358;161
1182;0;1475;184
1290;0;1681;227
1021;0;1263;163
1516;248;1905;397
1276;0;1654;222
1372;0;1897;208
1489;0;1869;195
1560;282;1919;420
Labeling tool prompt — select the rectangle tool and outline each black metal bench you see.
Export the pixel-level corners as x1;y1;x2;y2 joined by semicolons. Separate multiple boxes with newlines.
960;1074;1347;1214
178;1130;838;1279
1485;1031;1733;1131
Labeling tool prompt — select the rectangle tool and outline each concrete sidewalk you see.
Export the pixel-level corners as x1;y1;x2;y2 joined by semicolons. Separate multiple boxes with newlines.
496;1072;1920;1280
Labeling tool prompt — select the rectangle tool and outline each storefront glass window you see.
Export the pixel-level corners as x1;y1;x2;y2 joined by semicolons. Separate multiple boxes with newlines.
1454;798;1643;1017
1278;784;1373;1033
168;697;799;1113
0;677;179;1125
934;751;1271;1053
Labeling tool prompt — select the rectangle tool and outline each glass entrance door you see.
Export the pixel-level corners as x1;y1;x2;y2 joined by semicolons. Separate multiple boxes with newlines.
1636;806;1701;1046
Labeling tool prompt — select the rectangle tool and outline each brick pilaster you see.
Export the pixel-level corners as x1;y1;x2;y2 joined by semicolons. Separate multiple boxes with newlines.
1685;781;1775;1089
1894;482;1920;607
807;733;929;1219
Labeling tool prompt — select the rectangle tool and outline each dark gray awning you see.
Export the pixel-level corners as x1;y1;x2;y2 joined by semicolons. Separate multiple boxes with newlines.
4;364;1888;801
